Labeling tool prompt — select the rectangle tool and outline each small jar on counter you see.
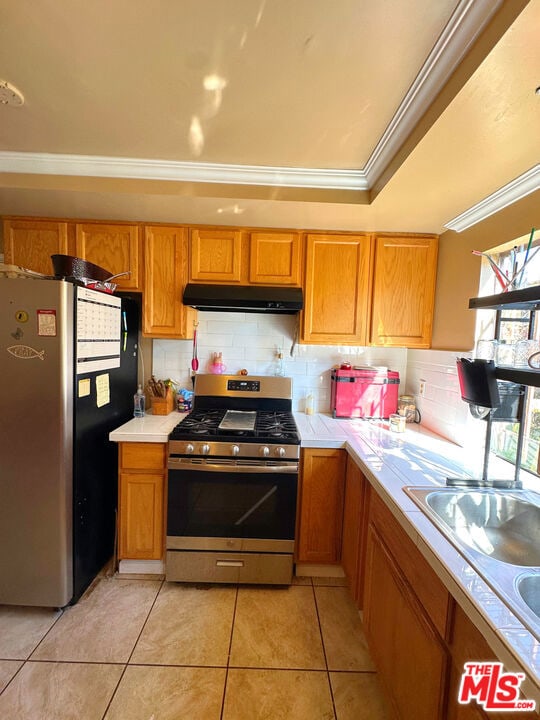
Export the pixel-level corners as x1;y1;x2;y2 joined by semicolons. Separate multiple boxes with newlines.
397;394;420;423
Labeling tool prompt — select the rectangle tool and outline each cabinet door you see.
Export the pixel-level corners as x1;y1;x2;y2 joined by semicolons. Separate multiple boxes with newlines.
297;448;346;564
364;524;448;720
190;228;243;283
302;233;372;345
370;235;438;348
248;231;302;285
118;472;164;560
143;226;196;338
341;457;368;607
446;604;537;720
75;223;142;290
3;219;70;275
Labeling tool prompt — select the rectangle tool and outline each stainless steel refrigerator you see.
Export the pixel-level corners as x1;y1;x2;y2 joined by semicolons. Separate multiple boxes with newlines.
0;277;138;607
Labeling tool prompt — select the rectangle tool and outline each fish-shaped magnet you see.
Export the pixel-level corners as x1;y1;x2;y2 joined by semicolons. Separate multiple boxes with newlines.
7;345;45;360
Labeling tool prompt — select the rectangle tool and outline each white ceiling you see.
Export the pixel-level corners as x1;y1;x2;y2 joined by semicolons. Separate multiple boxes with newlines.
0;0;538;233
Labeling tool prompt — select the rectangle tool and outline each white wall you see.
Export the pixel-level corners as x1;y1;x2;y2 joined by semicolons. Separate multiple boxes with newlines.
152;311;407;413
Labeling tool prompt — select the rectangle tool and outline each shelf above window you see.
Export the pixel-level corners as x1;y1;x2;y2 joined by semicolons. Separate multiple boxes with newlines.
469;284;540;311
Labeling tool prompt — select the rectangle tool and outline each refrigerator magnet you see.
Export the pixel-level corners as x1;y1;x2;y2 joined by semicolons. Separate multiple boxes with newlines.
37;309;57;336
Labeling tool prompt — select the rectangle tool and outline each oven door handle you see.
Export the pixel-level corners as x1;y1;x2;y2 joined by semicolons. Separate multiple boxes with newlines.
167;459;299;474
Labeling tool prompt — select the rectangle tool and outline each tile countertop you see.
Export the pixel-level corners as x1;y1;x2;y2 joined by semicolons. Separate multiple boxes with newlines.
109;411;185;443
297;412;540;704
109;409;539;702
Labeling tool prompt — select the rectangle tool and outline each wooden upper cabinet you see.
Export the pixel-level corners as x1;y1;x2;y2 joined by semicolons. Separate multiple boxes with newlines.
302;233;373;345
248;231;302;285
75;223;142;291
297;448;346;564
3;219;71;275
143;226;195;338
370;234;438;348
190;228;243;283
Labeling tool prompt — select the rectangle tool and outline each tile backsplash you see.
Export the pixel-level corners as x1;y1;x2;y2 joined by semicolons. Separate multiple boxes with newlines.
405;349;473;447
151;312;408;413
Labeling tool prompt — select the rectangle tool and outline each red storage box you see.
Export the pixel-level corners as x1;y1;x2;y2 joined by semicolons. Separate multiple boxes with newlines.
331;367;400;418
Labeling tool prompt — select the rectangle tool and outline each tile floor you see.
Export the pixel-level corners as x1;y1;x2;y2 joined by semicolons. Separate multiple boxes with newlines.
0;574;389;720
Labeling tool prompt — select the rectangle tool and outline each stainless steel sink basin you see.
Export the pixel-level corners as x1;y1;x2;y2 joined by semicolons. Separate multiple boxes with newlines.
425;490;540;566
404;486;540;640
517;574;540;619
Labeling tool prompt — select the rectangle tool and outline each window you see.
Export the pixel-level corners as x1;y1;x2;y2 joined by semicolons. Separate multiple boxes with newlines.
476;229;540;477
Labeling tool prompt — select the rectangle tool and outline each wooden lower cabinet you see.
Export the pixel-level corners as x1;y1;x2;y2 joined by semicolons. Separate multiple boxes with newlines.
446;604;539;720
363;492;450;720
296;448;346;564
340;456;369;607
118;442;166;560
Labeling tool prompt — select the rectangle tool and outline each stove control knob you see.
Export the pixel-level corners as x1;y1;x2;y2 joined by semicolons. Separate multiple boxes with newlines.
231;445;240;456
260;446;270;457
186;443;195;454
200;443;211;455
275;446;286;458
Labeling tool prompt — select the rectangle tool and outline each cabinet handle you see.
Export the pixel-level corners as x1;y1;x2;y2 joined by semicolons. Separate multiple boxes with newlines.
216;560;244;567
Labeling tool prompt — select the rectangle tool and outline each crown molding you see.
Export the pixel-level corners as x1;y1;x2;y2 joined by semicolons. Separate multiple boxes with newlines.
444;165;540;232
363;0;503;185
0;151;369;191
0;0;506;196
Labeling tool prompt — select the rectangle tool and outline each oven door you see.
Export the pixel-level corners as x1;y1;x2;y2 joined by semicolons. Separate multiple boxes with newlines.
167;458;298;553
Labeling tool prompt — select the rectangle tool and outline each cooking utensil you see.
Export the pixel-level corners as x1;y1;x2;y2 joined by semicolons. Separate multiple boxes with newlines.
191;322;199;372
50;254;112;281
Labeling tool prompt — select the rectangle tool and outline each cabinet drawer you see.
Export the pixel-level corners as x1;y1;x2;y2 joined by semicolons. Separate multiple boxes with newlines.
120;442;167;471
370;492;450;637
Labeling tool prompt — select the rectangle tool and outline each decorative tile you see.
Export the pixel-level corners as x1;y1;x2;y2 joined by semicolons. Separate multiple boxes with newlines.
0;606;61;660
314;587;375;671
311;576;347;587
31;578;161;663
331;672;390;720
0;660;22;692
131;583;236;666
104;665;225;719
223;669;334;720
230;586;325;669
0;661;122;720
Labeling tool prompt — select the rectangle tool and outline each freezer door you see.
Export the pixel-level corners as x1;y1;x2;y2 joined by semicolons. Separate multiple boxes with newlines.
0;278;73;606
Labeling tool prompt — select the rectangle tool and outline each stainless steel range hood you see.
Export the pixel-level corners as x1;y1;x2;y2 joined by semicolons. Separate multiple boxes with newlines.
183;283;303;314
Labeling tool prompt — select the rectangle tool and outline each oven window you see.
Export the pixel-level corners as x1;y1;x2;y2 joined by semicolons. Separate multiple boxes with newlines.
167;470;297;540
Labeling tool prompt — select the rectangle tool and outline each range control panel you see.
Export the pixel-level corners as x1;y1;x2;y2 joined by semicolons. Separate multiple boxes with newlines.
226;380;261;392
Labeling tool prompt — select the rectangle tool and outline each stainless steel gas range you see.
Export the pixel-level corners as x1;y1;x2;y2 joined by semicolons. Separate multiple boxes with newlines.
166;374;300;584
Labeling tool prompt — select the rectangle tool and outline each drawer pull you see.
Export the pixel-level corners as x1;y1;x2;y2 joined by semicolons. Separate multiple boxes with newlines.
216;560;244;568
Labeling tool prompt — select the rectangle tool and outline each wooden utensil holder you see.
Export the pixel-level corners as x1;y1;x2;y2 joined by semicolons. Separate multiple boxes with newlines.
151;388;174;415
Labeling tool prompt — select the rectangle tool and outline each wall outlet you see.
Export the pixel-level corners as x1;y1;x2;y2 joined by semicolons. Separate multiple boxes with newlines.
419;379;426;397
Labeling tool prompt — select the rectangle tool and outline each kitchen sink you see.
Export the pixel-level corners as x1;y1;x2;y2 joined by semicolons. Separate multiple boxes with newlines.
517;574;540;619
404;486;540;640
424;490;540;566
